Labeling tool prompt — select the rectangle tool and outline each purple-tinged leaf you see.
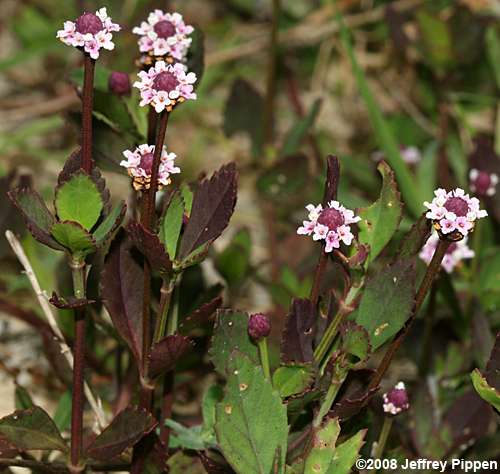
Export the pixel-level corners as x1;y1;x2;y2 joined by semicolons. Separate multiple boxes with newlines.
147;335;193;380
179;295;223;336
101;233;144;364
322;155;340;204
126;221;172;275
49;292;95;309
281;298;316;364
199;450;236;473
0;435;19;458
8;188;65;251
397;214;432;260
486;332;500;390
0;406;67;452
85;406;157;461
179;163;237;260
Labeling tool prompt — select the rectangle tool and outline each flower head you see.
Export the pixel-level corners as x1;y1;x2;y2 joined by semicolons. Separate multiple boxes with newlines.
469;169;498;197
108;71;131;96
424;188;487;239
133;61;197;113
133;10;193;63
372;146;421;165
383;382;410;416
56;8;120;59
297;201;360;253
248;313;271;341
419;232;474;273
120;144;180;191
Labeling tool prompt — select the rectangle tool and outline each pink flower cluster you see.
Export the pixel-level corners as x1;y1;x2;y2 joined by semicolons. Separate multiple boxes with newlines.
56;8;120;59
419;233;474;273
424;188;487;237
469;169;498;197
133;10;194;61
134;61;197;113
120;144;180;191
297;201;361;253
383;382;410;416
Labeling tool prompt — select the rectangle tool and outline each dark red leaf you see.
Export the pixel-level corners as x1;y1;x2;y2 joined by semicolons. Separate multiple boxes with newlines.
179;295;223;335
147;335;193;379
85;406;157;461
0;435;19;458
322;155;340;205
126;221;172;274
486;332;500;390
179;163;237;260
49;292;96;309
397;214;432;260
199;450;236;473
281;298;316;364
101;233;144;364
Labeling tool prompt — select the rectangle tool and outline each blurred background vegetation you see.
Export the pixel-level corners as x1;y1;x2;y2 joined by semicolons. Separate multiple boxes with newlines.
0;0;499;433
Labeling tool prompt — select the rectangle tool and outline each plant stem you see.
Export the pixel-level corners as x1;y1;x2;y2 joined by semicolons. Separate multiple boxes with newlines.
81;55;95;174
374;417;393;460
369;238;451;390
258;338;272;382
310;250;328;306
69;257;86;472
154;277;176;343
313;309;344;364
313;367;347;428
147;107;158;144
263;0;280;145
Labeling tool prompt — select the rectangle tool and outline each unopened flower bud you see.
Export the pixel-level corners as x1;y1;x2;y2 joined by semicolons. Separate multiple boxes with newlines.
383;382;410;416
109;71;131;96
248;313;271;341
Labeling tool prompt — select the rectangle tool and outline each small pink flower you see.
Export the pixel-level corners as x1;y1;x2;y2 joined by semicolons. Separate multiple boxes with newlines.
297;201;360;253
133;61;197;113
120;144;180;191
383;382;410;416
419;233;474;273
56;8;120;59
372;146;421;165
133;10;194;62
469;168;498;197
424;187;487;238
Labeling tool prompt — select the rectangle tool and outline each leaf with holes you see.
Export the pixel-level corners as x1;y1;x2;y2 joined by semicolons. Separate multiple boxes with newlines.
8;188;64;251
0;406;67;452
159;190;185;259
179;163;237;260
209;310;259;376
281;298;316;364
215;353;288;474
54;172;103;230
127;221;172;275
272;364;315;398
101;234;143;364
86;406;157;461
351;259;415;350
51;221;97;255
358;161;402;265
147;335;193;379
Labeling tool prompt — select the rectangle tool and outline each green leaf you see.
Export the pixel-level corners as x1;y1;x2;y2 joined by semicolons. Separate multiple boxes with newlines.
180;183;194;216
416;9;453;71
53;390;72;432
167;451;205;473
215;228;251;287
471;369;500;412
339;321;371;363
352;259;415;350
215;354;288;474
55;173;103;230
272;364;314;398
15;386;34;410
92;200;126;246
281;99;322;156
303;418;365;474
159;191;185;259
337;11;420;217
0;406;67;452
486;26;500;90
209;310;259;376
358;162;403;265
51;221;96;255
167;421;206;450
202;385;224;440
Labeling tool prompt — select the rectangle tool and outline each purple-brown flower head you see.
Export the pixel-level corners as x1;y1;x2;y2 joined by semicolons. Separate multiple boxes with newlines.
297;201;360;253
469;169;498;197
248;313;271;341
133;61;197;113
120;144;180;191
383;382;410;416
424;188;487;239
57;8;120;60
108;71;131;96
419;232;474;273
133;10;193;63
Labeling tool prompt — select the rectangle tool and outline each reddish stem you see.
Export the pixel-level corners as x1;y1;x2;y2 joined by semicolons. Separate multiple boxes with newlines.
81;55;95;174
160;373;174;446
310;249;328;306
